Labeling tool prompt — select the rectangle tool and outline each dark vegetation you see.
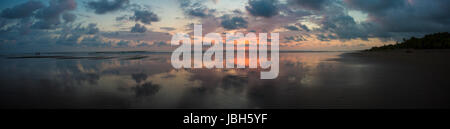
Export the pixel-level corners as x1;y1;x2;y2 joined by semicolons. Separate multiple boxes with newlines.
367;32;450;51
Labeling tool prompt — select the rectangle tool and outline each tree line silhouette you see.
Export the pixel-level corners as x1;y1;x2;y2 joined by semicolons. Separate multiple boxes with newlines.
367;32;450;51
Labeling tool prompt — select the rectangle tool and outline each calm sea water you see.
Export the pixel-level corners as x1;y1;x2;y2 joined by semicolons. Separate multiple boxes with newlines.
1;52;449;108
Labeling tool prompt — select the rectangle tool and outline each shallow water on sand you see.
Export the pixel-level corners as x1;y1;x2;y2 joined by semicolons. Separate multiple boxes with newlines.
1;52;449;108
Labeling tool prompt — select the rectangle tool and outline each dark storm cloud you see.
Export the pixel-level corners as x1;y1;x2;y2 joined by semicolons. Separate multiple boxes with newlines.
86;0;130;14
0;0;44;19
246;0;280;18
288;0;330;10
344;0;450;33
33;0;78;29
130;23;147;33
220;16;248;30
178;0;216;18
130;10;159;24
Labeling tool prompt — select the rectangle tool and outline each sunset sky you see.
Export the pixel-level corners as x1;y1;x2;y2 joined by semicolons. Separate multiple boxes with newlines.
0;0;449;52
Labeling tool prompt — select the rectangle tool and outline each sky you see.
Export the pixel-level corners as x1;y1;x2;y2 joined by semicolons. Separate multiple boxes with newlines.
0;0;449;52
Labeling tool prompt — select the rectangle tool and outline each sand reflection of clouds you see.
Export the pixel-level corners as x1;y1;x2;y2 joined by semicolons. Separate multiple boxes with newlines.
279;53;341;86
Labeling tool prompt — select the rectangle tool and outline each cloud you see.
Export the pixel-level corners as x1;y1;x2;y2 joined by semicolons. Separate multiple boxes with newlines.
62;23;100;35
62;13;77;23
133;82;160;97
0;0;44;19
3;0;448;51
103;31;172;42
220;16;248;30
178;0;216;18
57;23;101;46
130;10;159;24
316;33;334;41
131;73;148;83
0;0;171;51
268;0;443;42
344;0;450;33
288;0;330;10
79;35;111;47
200;17;221;34
134;41;170;48
0;22;109;51
0;0;78;36
160;27;176;31
151;41;169;47
246;13;307;33
344;0;405;13
301;3;371;41
284;35;307;42
245;0;280;18
115;15;128;21
86;0;130;14
0;18;11;29
116;40;132;47
285;25;300;31
130;23;147;33
1;18;34;35
319;12;370;41
297;23;310;32
243;2;312;33
86;23;100;34
285;23;310;32
32;0;78;29
115;8;160;25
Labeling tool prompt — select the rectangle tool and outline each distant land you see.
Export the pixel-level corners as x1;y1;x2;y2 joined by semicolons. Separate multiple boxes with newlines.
340;32;450;69
366;32;450;51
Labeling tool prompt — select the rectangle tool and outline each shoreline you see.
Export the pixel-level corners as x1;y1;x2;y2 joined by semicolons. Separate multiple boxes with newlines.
337;49;450;65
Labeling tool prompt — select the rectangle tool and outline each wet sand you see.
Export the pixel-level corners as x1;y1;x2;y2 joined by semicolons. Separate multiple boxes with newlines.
0;51;449;109
333;50;450;108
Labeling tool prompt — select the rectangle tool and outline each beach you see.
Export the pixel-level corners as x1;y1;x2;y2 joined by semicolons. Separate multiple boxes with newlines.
335;50;450;108
1;51;449;109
